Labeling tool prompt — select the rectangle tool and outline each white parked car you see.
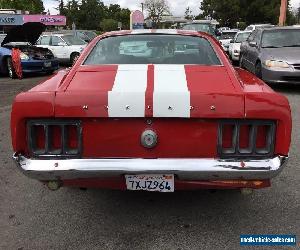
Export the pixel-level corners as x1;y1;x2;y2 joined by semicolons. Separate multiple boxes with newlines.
228;31;252;61
245;24;274;32
218;30;239;52
36;33;87;65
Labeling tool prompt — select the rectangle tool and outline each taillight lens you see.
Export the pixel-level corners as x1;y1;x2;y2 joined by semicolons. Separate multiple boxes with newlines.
218;120;276;158
30;125;46;154
27;120;82;157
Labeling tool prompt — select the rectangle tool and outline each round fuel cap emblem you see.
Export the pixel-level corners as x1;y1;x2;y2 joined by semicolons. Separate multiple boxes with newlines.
141;130;158;149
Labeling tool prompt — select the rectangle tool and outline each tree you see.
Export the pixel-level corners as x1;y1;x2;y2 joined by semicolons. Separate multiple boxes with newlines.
198;0;296;27
105;4;131;29
0;0;44;14
144;0;170;28
199;0;240;27
53;0;66;15
54;0;131;31
100;19;118;31
185;7;194;20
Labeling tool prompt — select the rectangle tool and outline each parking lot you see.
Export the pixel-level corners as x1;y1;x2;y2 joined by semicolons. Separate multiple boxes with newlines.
0;73;299;249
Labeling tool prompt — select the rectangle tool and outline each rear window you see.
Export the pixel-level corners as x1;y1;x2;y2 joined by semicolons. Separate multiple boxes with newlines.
235;32;251;43
220;32;237;39
181;23;215;35
84;34;221;65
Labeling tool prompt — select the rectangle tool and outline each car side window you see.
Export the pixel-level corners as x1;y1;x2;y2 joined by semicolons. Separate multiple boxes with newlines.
39;36;51;45
247;30;257;42
51;36;63;46
254;30;262;47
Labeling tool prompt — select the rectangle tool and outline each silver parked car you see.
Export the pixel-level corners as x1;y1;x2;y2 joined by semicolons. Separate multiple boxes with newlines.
240;27;300;84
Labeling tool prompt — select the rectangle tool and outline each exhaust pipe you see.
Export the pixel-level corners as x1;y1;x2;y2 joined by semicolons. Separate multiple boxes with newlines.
46;181;62;191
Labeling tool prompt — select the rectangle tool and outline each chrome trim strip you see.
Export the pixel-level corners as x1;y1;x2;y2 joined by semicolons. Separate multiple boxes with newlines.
12;153;288;181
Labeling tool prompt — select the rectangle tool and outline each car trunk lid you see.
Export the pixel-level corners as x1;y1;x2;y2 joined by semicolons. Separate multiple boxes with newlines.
55;64;245;118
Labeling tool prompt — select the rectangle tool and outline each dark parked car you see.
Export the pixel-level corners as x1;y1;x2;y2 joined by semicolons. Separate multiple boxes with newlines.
0;23;59;78
240;27;300;84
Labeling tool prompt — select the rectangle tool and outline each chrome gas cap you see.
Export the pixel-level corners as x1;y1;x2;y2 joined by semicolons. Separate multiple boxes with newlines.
141;130;158;149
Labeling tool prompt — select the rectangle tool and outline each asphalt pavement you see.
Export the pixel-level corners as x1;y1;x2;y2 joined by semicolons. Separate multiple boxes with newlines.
0;74;299;250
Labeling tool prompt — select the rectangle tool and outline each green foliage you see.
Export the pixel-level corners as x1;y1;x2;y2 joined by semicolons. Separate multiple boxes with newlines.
57;0;130;31
100;19;118;32
198;0;296;27
0;0;44;14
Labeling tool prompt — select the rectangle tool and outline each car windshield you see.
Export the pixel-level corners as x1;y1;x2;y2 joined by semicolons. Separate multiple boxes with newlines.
84;34;221;65
235;32;251;43
61;35;87;45
220;32;237;39
181;23;215;35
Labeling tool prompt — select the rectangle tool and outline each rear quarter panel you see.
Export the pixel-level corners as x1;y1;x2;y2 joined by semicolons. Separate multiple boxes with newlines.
236;67;292;155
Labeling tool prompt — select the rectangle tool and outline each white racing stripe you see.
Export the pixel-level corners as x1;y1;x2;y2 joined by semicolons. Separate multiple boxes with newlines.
153;65;190;117
108;65;148;117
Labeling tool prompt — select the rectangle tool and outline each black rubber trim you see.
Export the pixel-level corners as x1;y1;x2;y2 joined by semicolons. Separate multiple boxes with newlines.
218;120;276;159
27;119;82;159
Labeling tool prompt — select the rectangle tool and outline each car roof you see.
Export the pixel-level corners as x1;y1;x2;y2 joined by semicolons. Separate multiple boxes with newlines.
237;30;252;34
182;20;214;24
221;30;239;33
42;32;73;36
259;26;300;31
106;29;203;36
248;24;272;27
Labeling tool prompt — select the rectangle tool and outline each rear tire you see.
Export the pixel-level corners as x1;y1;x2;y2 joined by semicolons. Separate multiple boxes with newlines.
70;53;80;66
45;70;55;75
7;57;17;79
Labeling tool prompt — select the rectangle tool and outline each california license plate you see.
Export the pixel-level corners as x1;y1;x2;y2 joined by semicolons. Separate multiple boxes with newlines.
125;174;174;192
44;61;51;67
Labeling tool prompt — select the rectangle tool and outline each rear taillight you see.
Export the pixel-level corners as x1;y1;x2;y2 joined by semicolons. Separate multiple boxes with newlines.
218;120;276;158
27;120;82;157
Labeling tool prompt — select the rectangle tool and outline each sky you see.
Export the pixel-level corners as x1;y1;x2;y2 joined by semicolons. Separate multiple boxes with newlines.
43;0;300;16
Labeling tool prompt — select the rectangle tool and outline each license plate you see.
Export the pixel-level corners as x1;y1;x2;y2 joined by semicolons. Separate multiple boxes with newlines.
125;174;174;192
44;61;51;67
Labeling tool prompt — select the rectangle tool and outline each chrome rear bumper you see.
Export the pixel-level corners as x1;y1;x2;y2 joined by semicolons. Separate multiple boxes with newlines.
12;153;288;181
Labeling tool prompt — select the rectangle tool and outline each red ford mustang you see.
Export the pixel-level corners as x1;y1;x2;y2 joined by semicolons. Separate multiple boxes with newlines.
11;30;292;192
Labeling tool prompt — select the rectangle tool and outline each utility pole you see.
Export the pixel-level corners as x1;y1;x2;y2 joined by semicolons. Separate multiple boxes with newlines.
279;0;288;26
141;3;144;14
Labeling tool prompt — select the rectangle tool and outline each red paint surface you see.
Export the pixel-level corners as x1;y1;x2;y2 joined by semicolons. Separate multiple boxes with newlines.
145;64;154;117
81;118;217;158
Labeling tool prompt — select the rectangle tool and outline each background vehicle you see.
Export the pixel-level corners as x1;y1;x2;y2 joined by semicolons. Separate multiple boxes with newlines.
0;23;59;78
218;30;239;52
36;33;87;65
240;27;300;84
218;27;231;32
180;20;217;36
59;30;97;43
245;24;274;32
228;31;252;61
11;30;291;192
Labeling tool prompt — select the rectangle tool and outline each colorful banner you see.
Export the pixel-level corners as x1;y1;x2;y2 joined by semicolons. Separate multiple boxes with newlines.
23;15;66;26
